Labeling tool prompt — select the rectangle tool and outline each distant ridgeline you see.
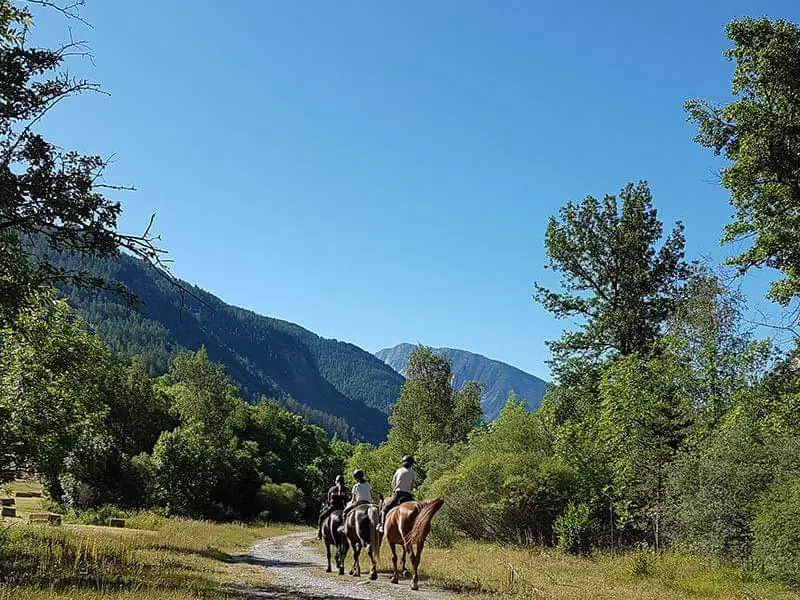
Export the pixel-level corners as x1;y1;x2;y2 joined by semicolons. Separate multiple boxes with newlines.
376;343;547;420
45;250;405;444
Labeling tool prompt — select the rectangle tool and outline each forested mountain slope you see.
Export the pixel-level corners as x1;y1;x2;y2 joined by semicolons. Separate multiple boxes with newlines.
376;343;547;419
49;251;404;443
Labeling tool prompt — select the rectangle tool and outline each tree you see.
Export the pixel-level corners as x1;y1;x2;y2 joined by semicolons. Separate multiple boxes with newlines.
665;270;772;431
687;18;800;306
161;349;244;439
388;346;483;452
535;182;692;375
599;352;692;549
0;1;173;327
0;293;110;498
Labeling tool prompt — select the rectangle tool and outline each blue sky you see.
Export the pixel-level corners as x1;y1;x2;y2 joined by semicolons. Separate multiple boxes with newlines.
33;1;800;380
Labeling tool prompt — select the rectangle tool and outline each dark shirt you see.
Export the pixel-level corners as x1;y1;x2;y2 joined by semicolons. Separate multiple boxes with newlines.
326;484;348;510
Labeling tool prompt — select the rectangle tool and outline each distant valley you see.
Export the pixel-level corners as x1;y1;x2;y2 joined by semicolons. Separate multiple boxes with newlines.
376;343;547;420
45;251;545;443
47;251;404;443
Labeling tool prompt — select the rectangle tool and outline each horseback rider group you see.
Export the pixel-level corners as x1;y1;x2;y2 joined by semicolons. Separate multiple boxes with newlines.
317;454;417;537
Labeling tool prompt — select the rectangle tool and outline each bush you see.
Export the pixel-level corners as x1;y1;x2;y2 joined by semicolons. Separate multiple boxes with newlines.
257;482;305;523
750;477;800;584
555;502;596;555
428;400;577;545
63;504;129;526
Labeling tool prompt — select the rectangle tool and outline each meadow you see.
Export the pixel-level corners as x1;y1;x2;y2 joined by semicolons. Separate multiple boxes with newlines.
1;480;299;600
310;538;798;600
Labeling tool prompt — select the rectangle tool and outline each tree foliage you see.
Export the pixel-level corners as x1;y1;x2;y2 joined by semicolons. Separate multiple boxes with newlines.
687;17;800;306
0;294;350;520
535;182;691;374
0;1;173;327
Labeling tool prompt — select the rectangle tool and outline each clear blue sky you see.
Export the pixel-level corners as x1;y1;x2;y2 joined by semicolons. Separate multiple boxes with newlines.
33;1;800;380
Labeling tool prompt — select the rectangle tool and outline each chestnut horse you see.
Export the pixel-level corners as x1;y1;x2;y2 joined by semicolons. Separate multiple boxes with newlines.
382;498;444;590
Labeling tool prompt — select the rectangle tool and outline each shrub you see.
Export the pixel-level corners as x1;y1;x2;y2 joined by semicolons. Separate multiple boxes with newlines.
750;476;800;584
428;400;577;545
64;504;129;526
554;502;596;555
257;482;305;523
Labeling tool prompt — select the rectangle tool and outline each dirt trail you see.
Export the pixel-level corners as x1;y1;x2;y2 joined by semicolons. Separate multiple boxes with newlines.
246;531;452;600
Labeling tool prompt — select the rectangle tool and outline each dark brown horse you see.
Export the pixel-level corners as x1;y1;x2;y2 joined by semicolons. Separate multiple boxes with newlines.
382;498;444;590
342;503;382;580
321;509;348;575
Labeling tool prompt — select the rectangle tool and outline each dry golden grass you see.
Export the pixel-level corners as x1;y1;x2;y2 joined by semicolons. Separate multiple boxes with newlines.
0;478;45;518
0;511;301;600
309;537;798;599
415;541;798;599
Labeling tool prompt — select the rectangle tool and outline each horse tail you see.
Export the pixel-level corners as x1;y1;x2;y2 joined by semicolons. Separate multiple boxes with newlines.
369;506;381;562
408;498;444;546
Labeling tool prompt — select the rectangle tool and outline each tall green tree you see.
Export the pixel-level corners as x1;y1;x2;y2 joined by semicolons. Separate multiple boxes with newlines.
665;270;772;431
0;1;172;327
535;182;692;375
388;345;483;452
687;18;800;306
0;294;110;497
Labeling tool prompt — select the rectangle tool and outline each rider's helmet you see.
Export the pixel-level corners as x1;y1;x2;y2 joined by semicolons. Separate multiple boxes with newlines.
402;455;415;467
353;469;365;481
335;474;345;484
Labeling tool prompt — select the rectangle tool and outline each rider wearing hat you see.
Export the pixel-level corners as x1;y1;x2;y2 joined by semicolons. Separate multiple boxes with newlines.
317;474;349;539
377;455;417;532
341;468;373;519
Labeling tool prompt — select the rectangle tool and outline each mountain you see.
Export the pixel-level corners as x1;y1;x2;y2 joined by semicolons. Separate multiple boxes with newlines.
375;343;547;420
47;251;405;443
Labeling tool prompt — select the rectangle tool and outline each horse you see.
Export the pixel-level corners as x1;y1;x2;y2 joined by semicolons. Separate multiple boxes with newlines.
341;503;382;580
321;509;348;575
382;498;444;590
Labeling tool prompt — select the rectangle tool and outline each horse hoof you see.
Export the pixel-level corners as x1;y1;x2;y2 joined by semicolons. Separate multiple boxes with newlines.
338;569;345;576
390;578;398;585
411;583;419;591
370;572;378;581
326;567;331;573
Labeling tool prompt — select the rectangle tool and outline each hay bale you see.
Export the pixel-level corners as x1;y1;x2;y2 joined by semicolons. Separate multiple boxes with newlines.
106;517;126;528
1;506;15;518
0;498;14;506
15;491;42;498
28;512;61;526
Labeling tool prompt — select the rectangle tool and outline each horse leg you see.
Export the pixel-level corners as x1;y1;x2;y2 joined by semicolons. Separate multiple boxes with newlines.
352;543;362;577
407;544;419;591
325;540;332;573
401;546;408;578
337;540;346;575
368;543;378;580
348;537;356;575
390;542;399;584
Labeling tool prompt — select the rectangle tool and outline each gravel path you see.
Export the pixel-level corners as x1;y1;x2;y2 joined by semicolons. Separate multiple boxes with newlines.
245;531;453;600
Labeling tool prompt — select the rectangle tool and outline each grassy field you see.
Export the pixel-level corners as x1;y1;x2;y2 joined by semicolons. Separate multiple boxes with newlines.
1;478;46;518
312;538;798;599
0;479;301;600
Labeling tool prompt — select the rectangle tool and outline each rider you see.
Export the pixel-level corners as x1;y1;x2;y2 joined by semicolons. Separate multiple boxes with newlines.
317;474;349;539
377;455;417;532
341;468;373;519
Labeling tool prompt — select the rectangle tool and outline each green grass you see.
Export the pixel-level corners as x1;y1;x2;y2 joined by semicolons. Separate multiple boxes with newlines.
0;512;301;600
